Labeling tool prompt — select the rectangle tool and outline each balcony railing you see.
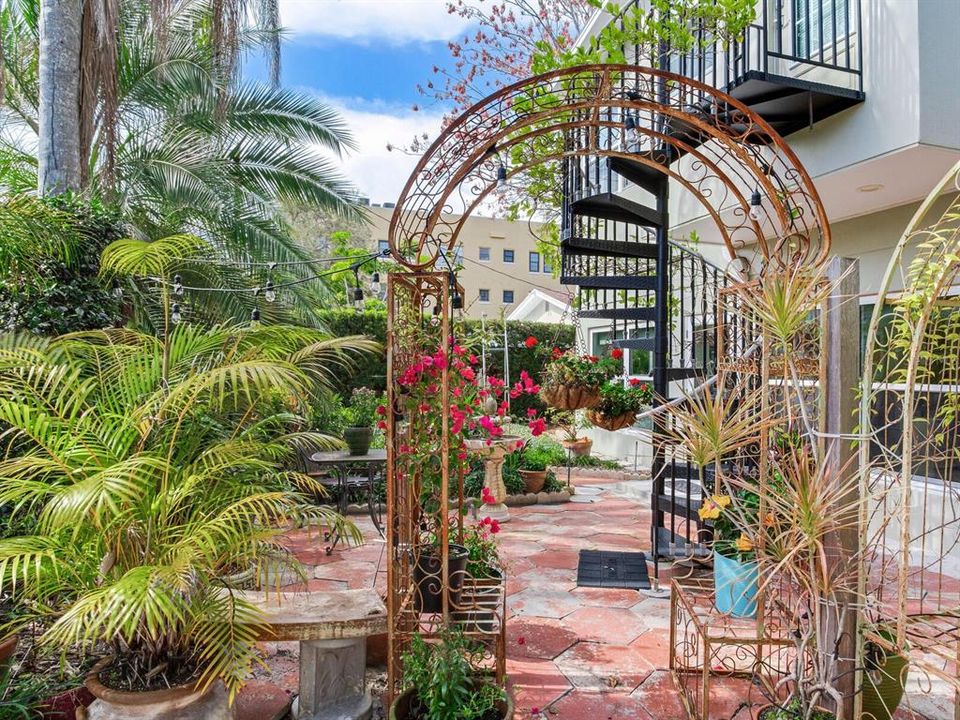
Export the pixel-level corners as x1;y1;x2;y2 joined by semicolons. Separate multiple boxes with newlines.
620;0;863;97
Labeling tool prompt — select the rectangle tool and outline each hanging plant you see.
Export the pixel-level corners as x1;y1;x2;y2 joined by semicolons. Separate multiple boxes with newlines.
539;346;619;410
587;377;654;431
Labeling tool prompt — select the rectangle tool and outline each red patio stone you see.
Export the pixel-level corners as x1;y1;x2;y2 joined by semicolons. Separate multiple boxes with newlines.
562;607;647;645
233;680;292;720
545;688;650;719
506;657;573;715
570;586;643;608
527;548;581;570
554;641;655;691
507;617;579;660
630;669;687;719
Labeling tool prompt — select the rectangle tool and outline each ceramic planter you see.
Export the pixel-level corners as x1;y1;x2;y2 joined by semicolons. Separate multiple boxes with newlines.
518;469;547;493
413;543;469;614
714;552;758;618
862;648;908;720
587;410;637;431
562;437;593;457
0;634;17;671
343;426;373;456
540;384;600;411
85;659;230;720
389;684;513;720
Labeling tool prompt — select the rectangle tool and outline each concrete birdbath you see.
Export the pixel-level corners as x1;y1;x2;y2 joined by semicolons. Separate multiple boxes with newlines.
463;435;523;523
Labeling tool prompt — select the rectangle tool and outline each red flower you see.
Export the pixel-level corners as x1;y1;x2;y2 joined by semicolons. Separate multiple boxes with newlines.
611;347;624;360
528;417;546;436
551;347;562;359
517;636;526;646
376;420;387;430
629;378;641;386
376;405;387;416
524;335;538;349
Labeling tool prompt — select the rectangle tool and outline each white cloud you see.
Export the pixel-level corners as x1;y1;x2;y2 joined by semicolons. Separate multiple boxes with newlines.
279;0;474;43
322;96;445;204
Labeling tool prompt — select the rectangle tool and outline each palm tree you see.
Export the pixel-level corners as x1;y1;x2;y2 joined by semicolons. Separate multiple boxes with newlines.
1;0;359;321
0;322;378;696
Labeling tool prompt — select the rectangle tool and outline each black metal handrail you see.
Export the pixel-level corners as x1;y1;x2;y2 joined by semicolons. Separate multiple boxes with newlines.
619;0;863;94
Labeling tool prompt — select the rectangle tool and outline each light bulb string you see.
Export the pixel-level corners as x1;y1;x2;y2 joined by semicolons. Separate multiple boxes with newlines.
153;250;388;295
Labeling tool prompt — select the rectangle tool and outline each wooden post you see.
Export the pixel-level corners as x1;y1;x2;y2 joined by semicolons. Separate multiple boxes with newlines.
822;256;860;720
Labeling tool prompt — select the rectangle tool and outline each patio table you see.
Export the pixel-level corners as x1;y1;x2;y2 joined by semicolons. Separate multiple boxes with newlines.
309;449;385;554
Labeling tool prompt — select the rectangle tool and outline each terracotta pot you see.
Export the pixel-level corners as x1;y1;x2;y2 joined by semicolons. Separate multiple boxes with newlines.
413;544;469;615
343;426;373;456
561;437;593;457
540;384;600;410
39;687;95;720
0;634;17;670
518;469;547;493
587;410;637;431
389;684;513;720
85;659;230;720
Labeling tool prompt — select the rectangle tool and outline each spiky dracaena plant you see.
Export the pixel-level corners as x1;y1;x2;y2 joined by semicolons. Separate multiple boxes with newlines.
0;322;378;698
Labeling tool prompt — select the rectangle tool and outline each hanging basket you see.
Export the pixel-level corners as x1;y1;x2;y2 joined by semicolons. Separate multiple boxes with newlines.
540;383;600;410
587;410;637;431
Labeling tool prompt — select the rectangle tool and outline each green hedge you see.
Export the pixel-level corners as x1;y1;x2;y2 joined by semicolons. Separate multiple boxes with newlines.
316;310;575;417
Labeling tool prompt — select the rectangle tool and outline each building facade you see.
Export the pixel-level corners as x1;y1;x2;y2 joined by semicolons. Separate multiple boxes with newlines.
365;205;567;319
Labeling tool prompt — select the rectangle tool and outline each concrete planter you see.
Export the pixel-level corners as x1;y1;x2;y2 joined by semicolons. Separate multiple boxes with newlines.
85;659;230;720
343;427;373;456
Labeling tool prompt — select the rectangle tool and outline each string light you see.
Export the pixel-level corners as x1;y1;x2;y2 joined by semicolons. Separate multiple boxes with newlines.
749;188;763;221
496;164;508;189
172;274;184;296
371;272;381;295
250;308;260;326
171;302;182;324
264;279;276;303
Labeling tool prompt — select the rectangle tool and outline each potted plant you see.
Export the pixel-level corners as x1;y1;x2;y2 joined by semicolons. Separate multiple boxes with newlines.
517;443;552;493
550;409;593;457
860;627;909;720
698;490;760;618
0;324;366;716
539;348;618;410
342;386;382;455
453;517;503;633
587;377;653;431
391;628;513;720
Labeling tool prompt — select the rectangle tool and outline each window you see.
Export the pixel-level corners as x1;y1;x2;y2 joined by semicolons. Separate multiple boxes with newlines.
543;257;553;274
528;251;540;273
794;0;849;60
479;289;490;303
502;290;514;304
479;247;491;261
377;239;390;253
503;249;514;263
453;246;463;265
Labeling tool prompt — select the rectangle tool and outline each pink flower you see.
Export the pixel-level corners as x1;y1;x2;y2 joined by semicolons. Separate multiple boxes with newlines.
527;408;537;417
422;355;434;367
460;366;476;381
528;417;546;437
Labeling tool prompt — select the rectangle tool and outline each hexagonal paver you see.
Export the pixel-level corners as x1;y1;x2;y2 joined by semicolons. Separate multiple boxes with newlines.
554;641;655;691
562;607;647;645
506;657;572;715
507;617;578;660
570;586;643;608
547;688;649;719
527;549;580;570
510;587;582;619
629;669;687;719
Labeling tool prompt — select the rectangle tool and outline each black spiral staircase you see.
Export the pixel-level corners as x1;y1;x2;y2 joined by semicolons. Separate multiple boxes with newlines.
559;0;864;575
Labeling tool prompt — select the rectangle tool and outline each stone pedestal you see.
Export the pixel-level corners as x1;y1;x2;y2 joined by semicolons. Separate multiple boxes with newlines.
464;436;522;523
293;637;372;720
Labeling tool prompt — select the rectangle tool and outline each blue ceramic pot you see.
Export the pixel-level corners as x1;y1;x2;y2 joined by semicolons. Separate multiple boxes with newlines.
714;552;759;618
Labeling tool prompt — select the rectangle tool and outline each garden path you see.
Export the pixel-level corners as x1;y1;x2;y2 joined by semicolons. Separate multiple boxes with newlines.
254;475;943;720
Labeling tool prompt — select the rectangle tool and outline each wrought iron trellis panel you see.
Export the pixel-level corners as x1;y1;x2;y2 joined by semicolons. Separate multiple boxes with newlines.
385;272;506;703
859;162;960;719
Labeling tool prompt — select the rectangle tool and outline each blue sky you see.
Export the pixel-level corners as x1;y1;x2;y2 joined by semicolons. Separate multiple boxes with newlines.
243;1;479;204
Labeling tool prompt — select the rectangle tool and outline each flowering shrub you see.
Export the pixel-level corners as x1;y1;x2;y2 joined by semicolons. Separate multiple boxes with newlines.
463;516;502;578
342;386;384;427
541;347;619;389
390;335;543;531
698;489;759;562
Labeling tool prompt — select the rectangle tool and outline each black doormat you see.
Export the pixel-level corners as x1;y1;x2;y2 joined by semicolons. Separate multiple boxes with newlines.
576;550;650;590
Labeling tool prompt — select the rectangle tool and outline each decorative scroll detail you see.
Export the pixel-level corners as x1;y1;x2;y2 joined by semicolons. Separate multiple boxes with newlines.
859;161;960;715
388;64;831;274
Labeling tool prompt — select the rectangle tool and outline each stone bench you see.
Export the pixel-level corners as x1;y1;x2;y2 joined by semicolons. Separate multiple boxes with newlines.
243;589;387;720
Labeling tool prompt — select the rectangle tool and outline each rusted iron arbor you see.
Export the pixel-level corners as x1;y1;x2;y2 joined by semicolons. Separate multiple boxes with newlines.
383;63;833;703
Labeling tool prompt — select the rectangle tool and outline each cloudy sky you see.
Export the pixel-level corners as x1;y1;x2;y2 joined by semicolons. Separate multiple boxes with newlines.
245;1;476;205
